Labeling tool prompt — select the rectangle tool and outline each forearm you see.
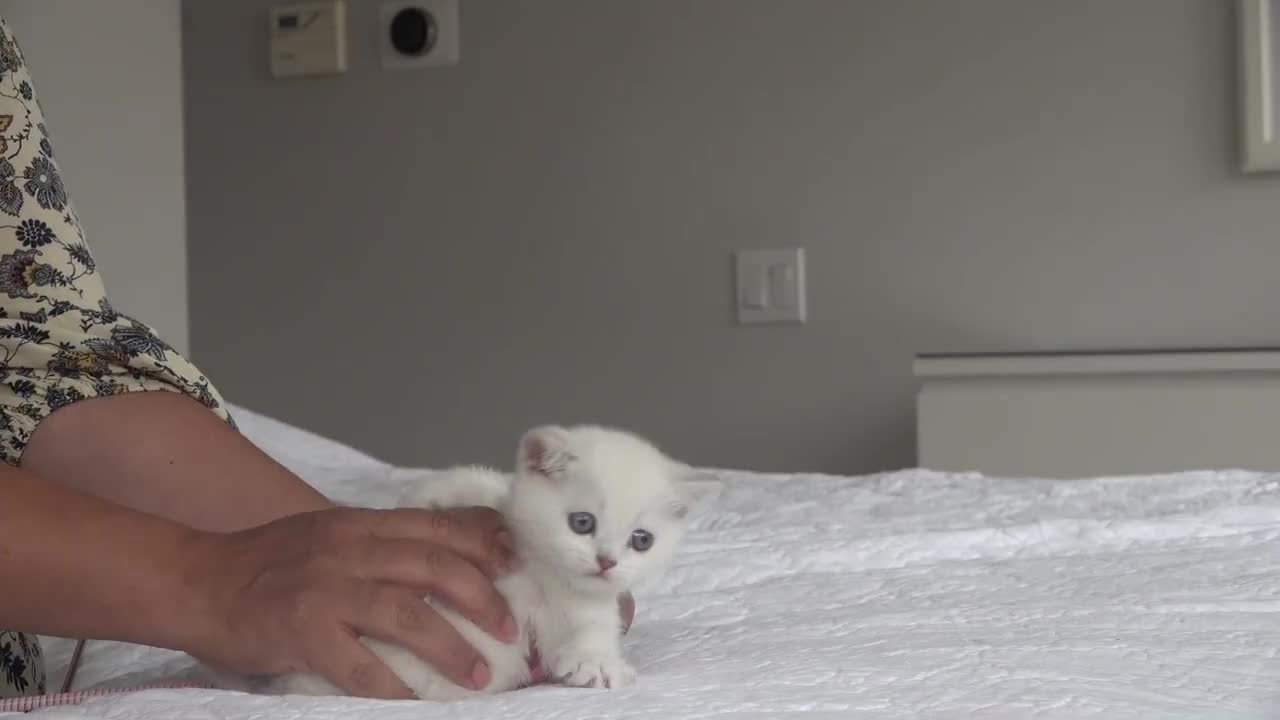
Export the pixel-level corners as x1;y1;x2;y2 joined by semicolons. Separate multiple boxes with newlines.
0;463;205;650
21;391;332;532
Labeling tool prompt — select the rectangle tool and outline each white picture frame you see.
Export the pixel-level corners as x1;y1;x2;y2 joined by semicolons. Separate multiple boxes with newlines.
1240;0;1280;171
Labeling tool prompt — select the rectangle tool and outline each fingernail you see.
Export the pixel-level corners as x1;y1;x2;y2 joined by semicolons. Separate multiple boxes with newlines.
501;614;518;642
470;660;492;690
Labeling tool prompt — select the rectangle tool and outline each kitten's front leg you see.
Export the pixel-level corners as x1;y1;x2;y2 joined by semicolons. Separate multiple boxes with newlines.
541;607;636;690
398;466;509;511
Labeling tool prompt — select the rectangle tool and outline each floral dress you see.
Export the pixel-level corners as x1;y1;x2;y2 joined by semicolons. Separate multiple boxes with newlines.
0;16;234;698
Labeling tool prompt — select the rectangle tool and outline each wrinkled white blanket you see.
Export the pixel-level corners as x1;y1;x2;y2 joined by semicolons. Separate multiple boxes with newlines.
22;404;1280;719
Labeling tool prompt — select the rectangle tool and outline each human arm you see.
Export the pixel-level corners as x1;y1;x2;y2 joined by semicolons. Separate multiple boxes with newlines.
21;391;332;532
0;462;519;698
0;462;216;655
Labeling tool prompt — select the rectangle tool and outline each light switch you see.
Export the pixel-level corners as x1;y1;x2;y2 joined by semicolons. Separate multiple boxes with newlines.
735;248;807;325
740;266;768;310
269;1;348;79
769;263;797;310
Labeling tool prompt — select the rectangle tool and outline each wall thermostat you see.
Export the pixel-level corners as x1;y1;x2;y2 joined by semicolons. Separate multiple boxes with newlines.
380;0;459;69
269;0;348;78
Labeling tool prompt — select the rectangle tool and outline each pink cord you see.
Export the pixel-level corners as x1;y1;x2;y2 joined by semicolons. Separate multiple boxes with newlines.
0;681;212;713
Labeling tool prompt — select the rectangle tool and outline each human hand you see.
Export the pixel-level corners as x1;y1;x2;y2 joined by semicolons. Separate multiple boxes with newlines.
182;506;519;699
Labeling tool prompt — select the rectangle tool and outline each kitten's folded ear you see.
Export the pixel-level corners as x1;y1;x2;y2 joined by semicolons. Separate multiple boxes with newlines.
518;425;574;477
669;463;724;519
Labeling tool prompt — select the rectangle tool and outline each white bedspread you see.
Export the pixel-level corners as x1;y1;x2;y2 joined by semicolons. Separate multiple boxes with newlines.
24;404;1280;719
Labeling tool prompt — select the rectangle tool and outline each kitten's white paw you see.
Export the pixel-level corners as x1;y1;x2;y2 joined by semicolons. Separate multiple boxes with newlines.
399;466;508;511
546;652;636;689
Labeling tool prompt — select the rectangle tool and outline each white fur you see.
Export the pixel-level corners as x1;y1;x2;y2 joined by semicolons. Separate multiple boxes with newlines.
256;425;719;699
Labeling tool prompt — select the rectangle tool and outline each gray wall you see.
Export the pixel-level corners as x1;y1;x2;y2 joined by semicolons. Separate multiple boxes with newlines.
3;1;190;353
183;0;1280;474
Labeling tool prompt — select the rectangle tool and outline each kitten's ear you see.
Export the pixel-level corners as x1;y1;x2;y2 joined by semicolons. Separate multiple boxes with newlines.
669;463;723;519
518;425;574;477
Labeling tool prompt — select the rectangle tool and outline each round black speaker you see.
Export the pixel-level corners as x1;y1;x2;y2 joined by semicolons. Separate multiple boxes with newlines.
389;7;437;56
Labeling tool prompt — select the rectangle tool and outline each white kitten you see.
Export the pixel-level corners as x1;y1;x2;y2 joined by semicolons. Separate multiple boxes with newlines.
260;424;720;699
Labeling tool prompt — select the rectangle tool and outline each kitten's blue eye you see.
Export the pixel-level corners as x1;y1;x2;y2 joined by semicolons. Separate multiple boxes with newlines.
630;529;654;552
568;511;596;535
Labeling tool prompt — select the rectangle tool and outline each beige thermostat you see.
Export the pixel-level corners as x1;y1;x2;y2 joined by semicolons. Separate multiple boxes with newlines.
269;1;348;78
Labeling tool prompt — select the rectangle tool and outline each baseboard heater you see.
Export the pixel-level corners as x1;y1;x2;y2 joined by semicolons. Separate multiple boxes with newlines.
914;348;1280;478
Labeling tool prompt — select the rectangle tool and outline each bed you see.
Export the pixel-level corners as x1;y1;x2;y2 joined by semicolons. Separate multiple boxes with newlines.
18;403;1280;719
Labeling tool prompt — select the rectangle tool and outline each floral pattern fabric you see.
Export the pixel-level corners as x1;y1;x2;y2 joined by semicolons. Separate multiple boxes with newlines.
0;16;234;697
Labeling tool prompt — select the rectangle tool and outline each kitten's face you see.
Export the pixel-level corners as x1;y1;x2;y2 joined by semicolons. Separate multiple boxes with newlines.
503;425;718;595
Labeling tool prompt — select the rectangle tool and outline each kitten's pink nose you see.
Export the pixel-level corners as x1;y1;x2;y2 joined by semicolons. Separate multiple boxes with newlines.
596;555;617;572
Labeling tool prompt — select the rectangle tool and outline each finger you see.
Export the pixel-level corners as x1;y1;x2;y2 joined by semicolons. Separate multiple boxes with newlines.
348;539;516;643
350;583;493;692
311;630;417;700
334;507;516;579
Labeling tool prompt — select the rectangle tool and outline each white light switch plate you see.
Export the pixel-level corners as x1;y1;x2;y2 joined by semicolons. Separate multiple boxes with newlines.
735;248;807;325
269;1;348;78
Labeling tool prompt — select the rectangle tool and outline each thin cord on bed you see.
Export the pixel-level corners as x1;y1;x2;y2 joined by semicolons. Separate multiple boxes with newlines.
0;681;213;713
0;639;216;713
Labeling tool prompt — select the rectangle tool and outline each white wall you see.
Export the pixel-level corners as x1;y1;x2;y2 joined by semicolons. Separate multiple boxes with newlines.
183;1;1280;474
0;1;189;353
